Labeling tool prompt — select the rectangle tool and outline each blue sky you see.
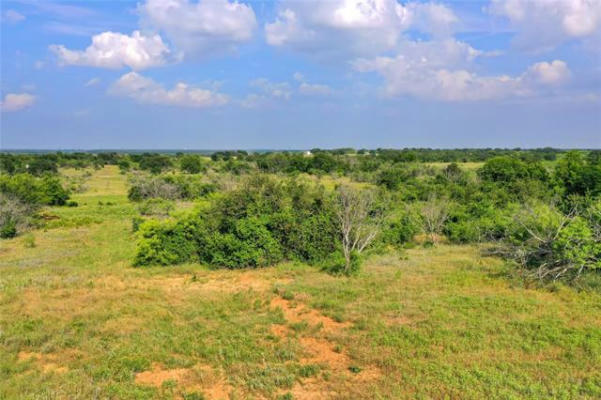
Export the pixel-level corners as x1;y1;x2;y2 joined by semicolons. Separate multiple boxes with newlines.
1;0;600;149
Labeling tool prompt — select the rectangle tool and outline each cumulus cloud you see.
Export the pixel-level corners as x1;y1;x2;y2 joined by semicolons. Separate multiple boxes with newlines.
523;60;571;85
265;0;458;57
109;72;228;107
1;93;36;112
3;9;25;23
50;31;170;70
354;51;571;101
139;0;257;56
490;0;601;51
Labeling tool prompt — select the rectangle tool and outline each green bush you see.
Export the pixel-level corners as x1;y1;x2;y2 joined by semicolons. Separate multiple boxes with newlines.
134;219;198;266
0;219;17;238
134;175;342;268
180;155;205;174
200;217;283;268
0;173;69;206
380;208;420;246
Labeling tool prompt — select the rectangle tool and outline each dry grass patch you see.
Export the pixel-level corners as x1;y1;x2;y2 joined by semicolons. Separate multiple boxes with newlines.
135;362;233;399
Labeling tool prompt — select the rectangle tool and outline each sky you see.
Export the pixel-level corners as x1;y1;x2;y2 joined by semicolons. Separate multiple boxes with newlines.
1;0;600;150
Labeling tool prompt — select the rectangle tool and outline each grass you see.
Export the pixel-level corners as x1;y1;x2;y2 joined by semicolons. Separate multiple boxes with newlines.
1;166;600;399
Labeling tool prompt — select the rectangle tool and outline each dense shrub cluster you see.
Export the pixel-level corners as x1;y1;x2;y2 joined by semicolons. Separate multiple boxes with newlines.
128;174;216;201
134;175;340;268
0;174;70;237
129;149;601;283
0;174;69;206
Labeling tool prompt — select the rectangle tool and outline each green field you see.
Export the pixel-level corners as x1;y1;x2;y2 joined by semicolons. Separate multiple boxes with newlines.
1;166;600;399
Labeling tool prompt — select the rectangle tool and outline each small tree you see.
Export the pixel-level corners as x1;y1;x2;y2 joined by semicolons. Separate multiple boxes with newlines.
336;185;381;274
421;195;450;244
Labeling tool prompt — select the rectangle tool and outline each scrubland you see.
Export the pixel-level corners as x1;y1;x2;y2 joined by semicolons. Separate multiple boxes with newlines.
1;165;600;399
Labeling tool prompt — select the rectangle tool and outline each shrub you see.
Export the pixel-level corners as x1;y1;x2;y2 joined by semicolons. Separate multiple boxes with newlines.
180;155;205;174
199;217;284;269
138;154;172;174
134;175;342;268
128;174;216;201
380;207;420;246
499;202;601;282
0;194;33;238
127;175;180;201
134;219;198;266
0;173;69;206
0;220;17;238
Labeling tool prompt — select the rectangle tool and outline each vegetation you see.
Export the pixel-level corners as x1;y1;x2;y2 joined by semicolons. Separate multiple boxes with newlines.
1;149;600;399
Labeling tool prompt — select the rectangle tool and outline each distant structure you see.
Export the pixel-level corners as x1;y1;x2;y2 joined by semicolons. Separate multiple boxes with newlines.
303;151;312;157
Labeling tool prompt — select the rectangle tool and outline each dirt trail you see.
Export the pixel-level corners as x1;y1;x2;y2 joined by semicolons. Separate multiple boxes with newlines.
270;296;381;399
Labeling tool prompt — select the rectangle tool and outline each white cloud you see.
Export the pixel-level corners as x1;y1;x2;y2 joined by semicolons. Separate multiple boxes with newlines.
34;60;45;70
84;77;101;87
50;31;170;70
139;0;257;56
3;9;25;23
250;78;292;99
354;42;571;101
490;0;601;51
524;60;571;85
407;2;458;37
109;72;228;107
265;0;458;57
1;93;36;112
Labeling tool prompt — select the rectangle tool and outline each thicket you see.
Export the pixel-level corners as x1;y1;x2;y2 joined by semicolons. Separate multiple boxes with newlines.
0;174;70;237
128;174;216;201
134;175;344;268
131;150;601;282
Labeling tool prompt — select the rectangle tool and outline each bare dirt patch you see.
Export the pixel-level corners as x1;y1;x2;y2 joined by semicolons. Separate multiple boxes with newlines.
135;363;191;387
17;350;71;374
271;296;381;399
135;362;233;399
270;297;351;334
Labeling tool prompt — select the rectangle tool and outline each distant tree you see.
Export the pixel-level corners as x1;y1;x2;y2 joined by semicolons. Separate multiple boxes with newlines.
28;157;58;175
138;154;172;174
180;155;203;174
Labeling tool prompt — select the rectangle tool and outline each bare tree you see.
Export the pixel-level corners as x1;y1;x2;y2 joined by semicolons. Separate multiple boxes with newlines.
336;185;382;274
421;195;450;244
